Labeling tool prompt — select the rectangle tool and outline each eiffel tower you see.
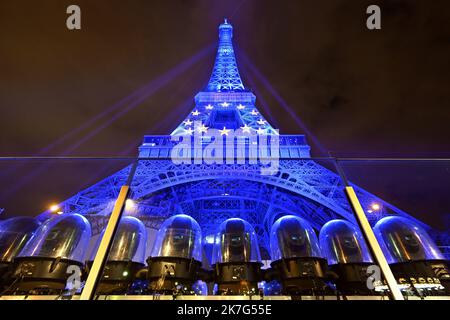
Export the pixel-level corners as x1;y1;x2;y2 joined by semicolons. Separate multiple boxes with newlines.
38;19;446;260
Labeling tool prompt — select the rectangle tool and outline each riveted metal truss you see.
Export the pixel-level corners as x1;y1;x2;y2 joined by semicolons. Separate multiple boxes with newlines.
40;159;430;257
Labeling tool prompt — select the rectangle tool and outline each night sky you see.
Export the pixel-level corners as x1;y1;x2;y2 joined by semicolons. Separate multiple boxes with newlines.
0;1;449;230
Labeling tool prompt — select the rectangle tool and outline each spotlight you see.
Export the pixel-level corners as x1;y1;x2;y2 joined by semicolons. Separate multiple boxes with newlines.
125;199;136;212
7;214;91;295
86;216;147;295
0;217;41;291
374;216;450;295
371;203;381;211
147;215;207;295
204;235;215;244
319;220;376;295
212;218;263;295
267;215;328;296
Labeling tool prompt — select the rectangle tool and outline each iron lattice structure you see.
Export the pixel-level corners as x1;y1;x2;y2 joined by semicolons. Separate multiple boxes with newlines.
205;19;245;92
38;20;447;259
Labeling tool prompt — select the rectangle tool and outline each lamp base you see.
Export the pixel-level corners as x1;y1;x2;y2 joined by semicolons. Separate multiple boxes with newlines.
6;256;83;295
85;260;145;295
270;257;328;295
213;262;262;295
146;256;201;295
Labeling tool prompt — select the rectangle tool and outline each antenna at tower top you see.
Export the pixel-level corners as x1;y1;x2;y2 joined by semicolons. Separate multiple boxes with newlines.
204;19;244;92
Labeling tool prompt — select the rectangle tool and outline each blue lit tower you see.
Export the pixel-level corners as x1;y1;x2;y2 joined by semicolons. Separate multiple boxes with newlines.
38;20;447;259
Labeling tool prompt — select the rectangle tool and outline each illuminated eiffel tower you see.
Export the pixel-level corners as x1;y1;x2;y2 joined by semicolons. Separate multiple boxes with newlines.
38;20;446;259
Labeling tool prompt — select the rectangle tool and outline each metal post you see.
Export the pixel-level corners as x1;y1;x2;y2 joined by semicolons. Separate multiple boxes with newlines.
79;185;130;300
345;186;404;300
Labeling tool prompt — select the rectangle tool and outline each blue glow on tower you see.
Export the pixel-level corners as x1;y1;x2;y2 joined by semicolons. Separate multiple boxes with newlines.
171;19;277;135
35;20;446;260
206;19;245;92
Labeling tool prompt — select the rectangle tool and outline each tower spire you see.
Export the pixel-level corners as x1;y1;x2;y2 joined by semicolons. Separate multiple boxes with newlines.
171;20;278;135
206;19;245;92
